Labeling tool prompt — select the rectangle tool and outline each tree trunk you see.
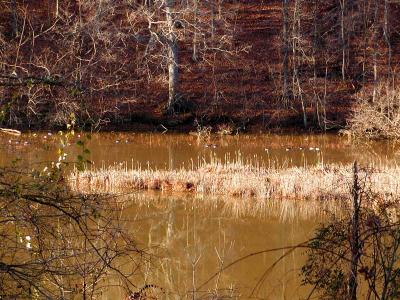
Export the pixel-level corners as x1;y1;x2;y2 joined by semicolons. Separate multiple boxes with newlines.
349;161;361;300
55;0;59;18
383;0;391;78
282;0;289;106
292;0;307;128
166;0;179;112
192;0;198;62
11;0;18;37
339;0;346;81
362;0;368;85
372;0;379;103
312;0;320;128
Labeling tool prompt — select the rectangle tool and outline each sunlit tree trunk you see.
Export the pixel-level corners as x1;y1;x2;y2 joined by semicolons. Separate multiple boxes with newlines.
211;1;215;44
362;0;368;85
282;0;290;107
339;0;346;81
55;0;59;18
383;0;391;78
292;0;307;128
218;0;222;19
192;0;198;62
312;0;320;128
166;0;179;112
372;0;379;103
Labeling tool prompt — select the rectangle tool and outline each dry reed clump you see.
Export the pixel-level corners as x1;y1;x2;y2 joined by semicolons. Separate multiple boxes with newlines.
216;123;234;135
348;84;400;139
68;162;400;202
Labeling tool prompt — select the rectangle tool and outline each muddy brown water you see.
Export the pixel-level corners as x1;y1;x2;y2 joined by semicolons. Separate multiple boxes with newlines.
1;132;399;168
0;132;398;299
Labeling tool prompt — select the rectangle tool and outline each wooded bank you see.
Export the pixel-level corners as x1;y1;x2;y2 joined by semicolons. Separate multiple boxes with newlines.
1;0;399;132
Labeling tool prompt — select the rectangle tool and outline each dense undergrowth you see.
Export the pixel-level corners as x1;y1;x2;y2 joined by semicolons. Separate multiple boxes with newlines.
349;84;400;140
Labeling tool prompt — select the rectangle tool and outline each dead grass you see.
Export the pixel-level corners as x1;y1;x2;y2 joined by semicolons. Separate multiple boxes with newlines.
68;161;400;203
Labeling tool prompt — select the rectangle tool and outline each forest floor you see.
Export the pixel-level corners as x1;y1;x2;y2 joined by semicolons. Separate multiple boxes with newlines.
96;0;355;133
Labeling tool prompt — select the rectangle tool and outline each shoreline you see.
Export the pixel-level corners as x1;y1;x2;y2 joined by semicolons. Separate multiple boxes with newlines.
0;120;341;135
0;107;346;135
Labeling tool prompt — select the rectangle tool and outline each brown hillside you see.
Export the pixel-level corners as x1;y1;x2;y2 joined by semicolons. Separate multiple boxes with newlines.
1;0;399;131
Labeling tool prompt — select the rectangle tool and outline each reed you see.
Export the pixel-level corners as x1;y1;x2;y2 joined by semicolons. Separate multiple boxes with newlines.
68;160;400;203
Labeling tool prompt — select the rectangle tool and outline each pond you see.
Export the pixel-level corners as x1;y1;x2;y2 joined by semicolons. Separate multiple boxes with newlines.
0;132;398;299
1;132;400;169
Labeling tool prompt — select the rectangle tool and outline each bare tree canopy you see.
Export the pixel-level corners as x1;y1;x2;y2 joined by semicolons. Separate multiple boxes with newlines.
0;165;143;299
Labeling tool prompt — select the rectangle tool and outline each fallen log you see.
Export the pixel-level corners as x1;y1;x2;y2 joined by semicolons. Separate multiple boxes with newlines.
0;128;21;136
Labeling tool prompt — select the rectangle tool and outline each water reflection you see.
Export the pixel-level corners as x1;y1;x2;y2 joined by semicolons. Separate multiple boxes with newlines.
104;193;340;299
1;133;399;169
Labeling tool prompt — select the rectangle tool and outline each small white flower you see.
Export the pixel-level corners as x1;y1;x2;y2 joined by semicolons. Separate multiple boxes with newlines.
56;162;61;169
43;167;48;172
26;242;32;249
25;236;31;241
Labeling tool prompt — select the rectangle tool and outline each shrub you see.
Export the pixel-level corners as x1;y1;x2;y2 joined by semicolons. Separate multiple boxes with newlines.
348;84;400;139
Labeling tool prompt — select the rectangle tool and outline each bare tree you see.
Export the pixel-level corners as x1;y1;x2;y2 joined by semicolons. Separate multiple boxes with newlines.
11;0;18;37
192;0;199;62
282;0;290;107
0;165;144;298
291;0;307;128
372;0;379;103
383;0;392;79
338;0;347;81
165;0;179;112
